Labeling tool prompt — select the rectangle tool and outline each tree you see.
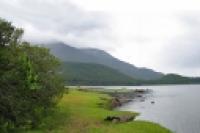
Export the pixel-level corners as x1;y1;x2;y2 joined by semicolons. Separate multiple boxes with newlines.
0;18;64;132
0;19;23;46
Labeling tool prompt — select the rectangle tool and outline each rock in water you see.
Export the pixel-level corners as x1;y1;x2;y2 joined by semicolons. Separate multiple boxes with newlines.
151;101;155;104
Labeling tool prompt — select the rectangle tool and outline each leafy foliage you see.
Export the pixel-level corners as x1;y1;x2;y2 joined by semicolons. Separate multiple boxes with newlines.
0;18;64;132
0;18;23;46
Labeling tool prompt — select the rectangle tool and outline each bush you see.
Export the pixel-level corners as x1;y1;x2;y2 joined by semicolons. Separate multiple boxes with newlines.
0;18;64;132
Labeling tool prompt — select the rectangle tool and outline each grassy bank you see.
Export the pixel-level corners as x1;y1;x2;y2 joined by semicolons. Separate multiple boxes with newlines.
25;89;172;133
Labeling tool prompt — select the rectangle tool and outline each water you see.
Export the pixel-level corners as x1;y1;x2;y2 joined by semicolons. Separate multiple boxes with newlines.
95;85;200;133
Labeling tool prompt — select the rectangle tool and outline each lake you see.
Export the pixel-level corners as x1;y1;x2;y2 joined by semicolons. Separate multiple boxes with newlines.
94;85;200;133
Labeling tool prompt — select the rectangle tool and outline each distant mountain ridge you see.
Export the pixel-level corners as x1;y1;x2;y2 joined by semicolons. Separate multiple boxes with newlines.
45;42;163;80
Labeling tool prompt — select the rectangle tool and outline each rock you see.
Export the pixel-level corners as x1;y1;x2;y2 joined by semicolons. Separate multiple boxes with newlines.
104;115;136;123
110;98;121;108
119;115;135;122
119;98;132;104
104;116;120;121
112;119;119;123
136;95;142;98
135;89;146;93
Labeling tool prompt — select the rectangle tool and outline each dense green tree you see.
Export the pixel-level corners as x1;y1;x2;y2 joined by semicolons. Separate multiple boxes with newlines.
0;18;64;132
0;19;23;46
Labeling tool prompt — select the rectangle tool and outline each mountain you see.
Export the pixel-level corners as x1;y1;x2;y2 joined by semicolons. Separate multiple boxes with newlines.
61;62;138;85
45;42;163;80
147;74;200;84
43;42;200;85
60;61;200;85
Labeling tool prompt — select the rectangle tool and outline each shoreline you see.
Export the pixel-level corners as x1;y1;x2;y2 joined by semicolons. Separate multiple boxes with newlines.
66;83;200;88
75;87;151;108
25;88;172;133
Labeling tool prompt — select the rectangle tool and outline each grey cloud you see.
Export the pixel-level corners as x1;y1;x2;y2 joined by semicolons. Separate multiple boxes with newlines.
161;14;200;69
0;0;110;47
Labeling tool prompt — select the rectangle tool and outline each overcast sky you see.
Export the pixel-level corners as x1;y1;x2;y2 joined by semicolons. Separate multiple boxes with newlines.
1;0;200;76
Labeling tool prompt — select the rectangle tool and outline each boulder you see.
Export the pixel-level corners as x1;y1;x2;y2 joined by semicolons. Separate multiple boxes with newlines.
110;98;121;108
104;115;135;123
136;95;143;98
135;89;146;93
119;115;135;122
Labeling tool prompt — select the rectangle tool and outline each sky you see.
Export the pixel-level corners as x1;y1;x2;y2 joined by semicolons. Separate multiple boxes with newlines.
0;0;200;76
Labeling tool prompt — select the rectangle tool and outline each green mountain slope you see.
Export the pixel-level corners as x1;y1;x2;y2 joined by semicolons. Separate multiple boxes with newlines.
45;42;163;80
43;43;200;85
61;62;137;85
147;74;200;84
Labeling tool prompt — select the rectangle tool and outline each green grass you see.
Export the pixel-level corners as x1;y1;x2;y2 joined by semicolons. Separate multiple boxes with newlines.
25;89;172;133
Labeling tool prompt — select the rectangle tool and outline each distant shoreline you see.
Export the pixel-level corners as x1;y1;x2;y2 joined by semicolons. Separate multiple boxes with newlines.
66;83;200;88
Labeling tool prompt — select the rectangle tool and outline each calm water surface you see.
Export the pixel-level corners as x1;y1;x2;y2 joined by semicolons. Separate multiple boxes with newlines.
93;85;200;133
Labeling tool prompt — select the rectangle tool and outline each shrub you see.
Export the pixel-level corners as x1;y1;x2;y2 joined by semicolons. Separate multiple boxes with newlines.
0;18;64;132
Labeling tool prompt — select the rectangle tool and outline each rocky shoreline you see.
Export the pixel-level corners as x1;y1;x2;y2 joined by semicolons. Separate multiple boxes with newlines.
106;89;151;108
75;87;153;123
103;88;151;123
76;87;151;108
